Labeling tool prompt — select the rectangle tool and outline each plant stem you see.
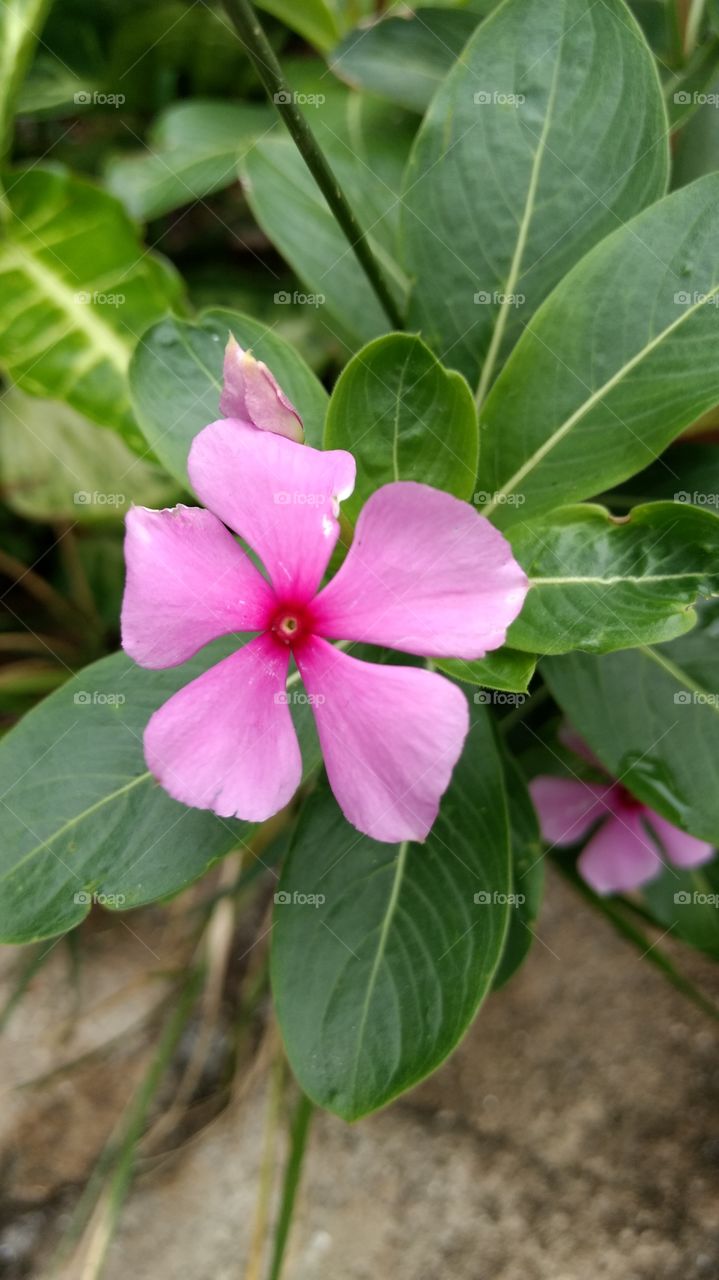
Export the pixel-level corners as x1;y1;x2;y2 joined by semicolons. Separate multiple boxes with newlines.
222;0;404;330
268;1090;315;1280
684;0;707;57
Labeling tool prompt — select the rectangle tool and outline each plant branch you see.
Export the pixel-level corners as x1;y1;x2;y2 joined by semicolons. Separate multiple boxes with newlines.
222;0;404;330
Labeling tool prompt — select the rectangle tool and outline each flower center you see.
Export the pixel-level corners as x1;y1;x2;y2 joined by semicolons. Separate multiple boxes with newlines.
270;603;314;648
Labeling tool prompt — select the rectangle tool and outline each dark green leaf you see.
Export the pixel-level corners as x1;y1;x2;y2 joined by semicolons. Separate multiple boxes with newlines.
492;753;544;989
435;648;536;694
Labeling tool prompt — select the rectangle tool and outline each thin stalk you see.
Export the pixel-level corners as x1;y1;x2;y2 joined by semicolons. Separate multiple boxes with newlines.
556;860;719;1022
267;1091;315;1280
222;0;403;330
684;0;707;57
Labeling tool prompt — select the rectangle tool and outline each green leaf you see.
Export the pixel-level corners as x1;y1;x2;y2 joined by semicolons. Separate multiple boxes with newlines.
330;9;479;113
642;859;719;958
254;0;341;52
242;98;412;347
272;707;510;1120
542;606;719;843
106;100;276;221
507;501;719;655
435;648;536;694
492;753;544;989
605;442;719;510
0;167;184;451
672;73;719;188
324;333;478;521
0;386;177;522
0;0;52;157
479;175;719;529
402;0;668;391
0;640;321;944
129;308;329;486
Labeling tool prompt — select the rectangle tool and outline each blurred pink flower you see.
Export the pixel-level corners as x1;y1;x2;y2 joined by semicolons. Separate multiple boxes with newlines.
530;728;713;894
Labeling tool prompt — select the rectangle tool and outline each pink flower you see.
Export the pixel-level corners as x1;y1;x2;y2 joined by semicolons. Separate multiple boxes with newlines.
121;418;528;843
220;335;303;442
530;727;713;894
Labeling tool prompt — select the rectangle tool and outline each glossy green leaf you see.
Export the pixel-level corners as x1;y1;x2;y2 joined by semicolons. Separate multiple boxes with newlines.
507;502;719;655
492;753;544;989
330;9;479;113
479;176;719;528
129;308;329;486
0;640;321;944
435;648;536;694
106;100;276;221
542;606;719;843
324;333;478;521
402;0;668;391
0;0;52;156
0;167;184;451
0;386;177;522
272;707;510;1120
242;99;412;347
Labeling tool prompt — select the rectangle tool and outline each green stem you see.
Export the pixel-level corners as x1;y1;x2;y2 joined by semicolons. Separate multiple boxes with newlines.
222;0;404;330
556;859;719;1023
684;0;707;57
268;1090;315;1280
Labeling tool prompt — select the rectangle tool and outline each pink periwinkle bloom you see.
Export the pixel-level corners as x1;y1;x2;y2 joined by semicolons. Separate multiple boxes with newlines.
530;726;713;894
121;411;528;843
220;335;303;443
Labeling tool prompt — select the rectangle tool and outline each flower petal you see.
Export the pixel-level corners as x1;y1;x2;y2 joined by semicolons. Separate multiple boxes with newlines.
121;504;275;669
644;812;714;869
144;632;301;821
529;776;613;846
295;636;469;843
189;419;355;600
578;813;663;894
220;336;303;442
312;482;528;658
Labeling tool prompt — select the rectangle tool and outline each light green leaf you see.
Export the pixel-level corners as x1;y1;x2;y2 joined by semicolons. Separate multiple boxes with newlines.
330;9;479;113
106;100;276;221
0;0;52;157
542;605;719;843
0;640;321;944
254;0;341;52
402;0;668;391
435;648;536;693
0;167;184;451
479;175;719;528
129;307;329;486
0;385;178;522
324;332;478;521
272;707;510;1120
507;501;719;655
